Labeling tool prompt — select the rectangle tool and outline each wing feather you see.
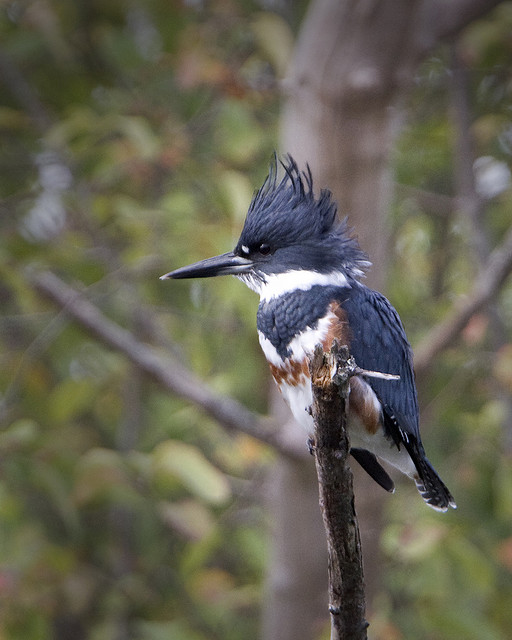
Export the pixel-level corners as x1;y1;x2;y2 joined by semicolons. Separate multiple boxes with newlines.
337;285;420;442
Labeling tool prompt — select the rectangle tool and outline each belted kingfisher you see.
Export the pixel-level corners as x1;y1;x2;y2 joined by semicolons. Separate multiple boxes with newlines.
161;155;456;512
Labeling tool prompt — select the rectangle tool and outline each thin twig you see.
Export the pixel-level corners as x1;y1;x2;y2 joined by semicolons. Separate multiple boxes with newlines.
354;367;400;381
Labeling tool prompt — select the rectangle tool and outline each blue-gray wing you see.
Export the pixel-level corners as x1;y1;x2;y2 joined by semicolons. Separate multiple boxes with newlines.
337;284;420;444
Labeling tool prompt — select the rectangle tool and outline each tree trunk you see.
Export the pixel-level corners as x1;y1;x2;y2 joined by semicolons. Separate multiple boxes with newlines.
262;393;328;640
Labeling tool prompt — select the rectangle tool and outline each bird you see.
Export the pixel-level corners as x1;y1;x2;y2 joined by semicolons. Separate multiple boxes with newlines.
161;155;456;512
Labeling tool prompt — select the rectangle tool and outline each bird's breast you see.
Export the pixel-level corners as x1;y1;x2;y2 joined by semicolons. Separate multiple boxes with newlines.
257;304;342;371
257;309;336;431
257;299;385;444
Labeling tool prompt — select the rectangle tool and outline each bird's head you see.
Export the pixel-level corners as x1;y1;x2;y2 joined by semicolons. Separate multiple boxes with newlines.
161;155;370;298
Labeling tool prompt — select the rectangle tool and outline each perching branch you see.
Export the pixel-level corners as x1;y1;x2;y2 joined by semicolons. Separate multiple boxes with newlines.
309;342;368;640
29;270;307;460
414;224;512;376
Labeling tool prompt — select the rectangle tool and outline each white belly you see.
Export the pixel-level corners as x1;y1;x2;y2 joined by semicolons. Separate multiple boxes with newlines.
279;376;416;479
280;376;315;431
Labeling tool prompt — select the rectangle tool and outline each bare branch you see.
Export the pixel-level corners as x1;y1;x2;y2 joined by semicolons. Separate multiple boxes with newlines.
414;225;512;375
309;343;368;640
29;270;306;460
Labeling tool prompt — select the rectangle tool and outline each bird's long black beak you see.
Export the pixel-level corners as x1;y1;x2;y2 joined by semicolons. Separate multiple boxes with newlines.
160;252;253;280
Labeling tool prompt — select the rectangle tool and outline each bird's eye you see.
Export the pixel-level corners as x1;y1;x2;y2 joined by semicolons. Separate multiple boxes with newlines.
258;243;271;255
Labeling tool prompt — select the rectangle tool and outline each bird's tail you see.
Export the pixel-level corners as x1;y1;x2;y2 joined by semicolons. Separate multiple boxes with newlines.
412;454;457;512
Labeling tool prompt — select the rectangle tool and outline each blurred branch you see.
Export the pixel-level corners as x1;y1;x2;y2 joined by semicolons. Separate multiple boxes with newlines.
30;270;306;459
414;225;512;375
414;0;505;58
433;0;505;42
0;49;53;133
450;48;490;261
309;343;367;639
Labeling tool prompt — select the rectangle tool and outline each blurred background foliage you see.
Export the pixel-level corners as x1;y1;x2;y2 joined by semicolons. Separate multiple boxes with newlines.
1;1;512;639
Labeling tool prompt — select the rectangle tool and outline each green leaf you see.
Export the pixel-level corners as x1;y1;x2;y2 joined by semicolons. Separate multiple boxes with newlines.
0;419;39;452
217;170;254;222
215;101;263;165
152;440;231;505
118;116;160;161
48;379;97;424
74;448;128;506
493;456;512;520
134;620;206;640
158;499;215;540
252;12;294;76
